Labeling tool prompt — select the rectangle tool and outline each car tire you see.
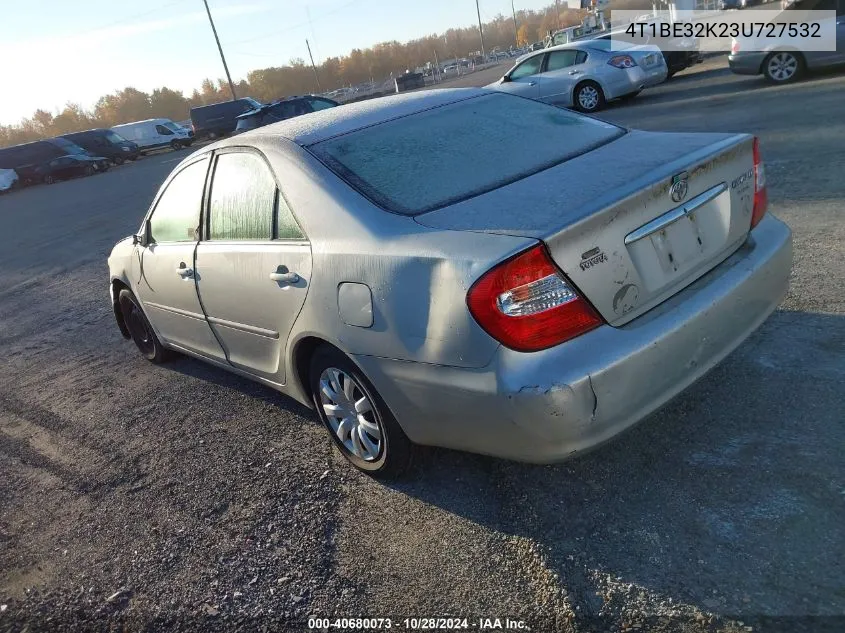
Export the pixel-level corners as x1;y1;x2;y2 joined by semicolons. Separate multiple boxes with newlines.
112;156;124;166
84;165;95;176
118;289;172;363
309;345;412;478
170;140;182;150
573;81;606;113
762;51;804;83
43;174;54;185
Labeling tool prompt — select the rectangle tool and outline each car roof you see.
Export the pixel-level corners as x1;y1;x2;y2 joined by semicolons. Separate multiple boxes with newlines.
210;88;488;148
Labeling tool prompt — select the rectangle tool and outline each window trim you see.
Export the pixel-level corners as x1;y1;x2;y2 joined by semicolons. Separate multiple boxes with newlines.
202;146;308;244
142;154;211;245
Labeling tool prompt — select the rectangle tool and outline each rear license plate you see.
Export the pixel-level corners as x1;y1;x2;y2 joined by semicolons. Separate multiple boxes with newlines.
649;214;704;274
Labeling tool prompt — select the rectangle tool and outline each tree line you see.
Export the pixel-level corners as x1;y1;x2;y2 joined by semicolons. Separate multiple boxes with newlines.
0;1;646;148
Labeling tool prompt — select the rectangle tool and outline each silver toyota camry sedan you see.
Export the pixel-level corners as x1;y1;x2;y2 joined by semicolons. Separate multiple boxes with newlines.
108;89;792;477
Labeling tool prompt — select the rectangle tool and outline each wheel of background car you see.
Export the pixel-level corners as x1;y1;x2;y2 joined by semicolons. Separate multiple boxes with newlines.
309;344;412;478
113;156;124;166
118;289;171;363
43;174;54;184
763;51;804;83
84;165;95;176
170;140;182;150
574;81;606;113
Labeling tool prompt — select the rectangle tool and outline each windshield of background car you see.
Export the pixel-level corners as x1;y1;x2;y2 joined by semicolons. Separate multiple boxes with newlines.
163;122;183;132
105;131;127;143
51;137;88;154
235;114;262;131
309;93;624;215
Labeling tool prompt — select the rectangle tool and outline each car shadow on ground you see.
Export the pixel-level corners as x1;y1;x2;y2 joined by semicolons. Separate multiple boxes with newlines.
385;310;845;628
165;355;315;419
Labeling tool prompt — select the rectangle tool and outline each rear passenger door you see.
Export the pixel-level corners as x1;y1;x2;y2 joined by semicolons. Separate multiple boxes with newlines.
194;149;312;384
539;49;589;105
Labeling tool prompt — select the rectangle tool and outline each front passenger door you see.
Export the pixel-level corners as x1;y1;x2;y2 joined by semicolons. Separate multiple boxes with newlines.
131;156;225;360
498;53;545;99
194;150;312;384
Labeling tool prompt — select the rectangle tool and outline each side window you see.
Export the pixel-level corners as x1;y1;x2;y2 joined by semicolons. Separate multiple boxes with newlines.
276;194;304;240
546;50;580;72
307;98;336;111
208;152;275;241
510;54;544;79
148;158;208;243
575;51;588;64
155;125;174;136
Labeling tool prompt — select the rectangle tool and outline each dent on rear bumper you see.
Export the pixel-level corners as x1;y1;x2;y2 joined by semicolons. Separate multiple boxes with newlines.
353;215;792;463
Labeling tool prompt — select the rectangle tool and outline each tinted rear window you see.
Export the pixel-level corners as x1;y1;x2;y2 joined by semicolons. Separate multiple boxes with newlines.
309;93;623;215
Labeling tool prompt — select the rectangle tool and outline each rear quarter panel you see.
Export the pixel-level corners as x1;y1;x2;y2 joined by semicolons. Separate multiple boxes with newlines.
257;141;535;372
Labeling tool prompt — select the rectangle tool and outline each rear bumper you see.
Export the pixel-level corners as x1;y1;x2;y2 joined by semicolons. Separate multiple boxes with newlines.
641;63;668;87
353;215;792;463
729;52;766;75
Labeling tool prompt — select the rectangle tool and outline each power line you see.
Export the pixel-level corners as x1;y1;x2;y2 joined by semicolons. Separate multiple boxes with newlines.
225;0;362;46
88;0;190;34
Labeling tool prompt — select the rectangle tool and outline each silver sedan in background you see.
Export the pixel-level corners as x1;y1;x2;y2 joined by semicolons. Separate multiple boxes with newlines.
108;89;791;477
487;40;667;112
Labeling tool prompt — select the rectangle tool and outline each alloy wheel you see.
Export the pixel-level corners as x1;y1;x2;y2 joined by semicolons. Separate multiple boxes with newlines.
319;367;382;461
767;53;798;81
578;85;599;111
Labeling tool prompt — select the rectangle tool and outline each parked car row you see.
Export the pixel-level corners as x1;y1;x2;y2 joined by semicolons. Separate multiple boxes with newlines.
0;95;344;191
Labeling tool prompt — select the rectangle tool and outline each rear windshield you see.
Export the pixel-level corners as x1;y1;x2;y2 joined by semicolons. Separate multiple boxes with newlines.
309;93;623;215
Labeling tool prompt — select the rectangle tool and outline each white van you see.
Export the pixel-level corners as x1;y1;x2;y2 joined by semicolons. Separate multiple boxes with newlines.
111;119;193;154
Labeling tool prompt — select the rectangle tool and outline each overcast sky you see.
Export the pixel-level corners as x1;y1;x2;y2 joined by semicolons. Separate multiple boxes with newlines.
0;0;559;125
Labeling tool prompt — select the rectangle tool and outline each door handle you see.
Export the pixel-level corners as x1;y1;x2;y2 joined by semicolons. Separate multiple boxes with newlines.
569;70;581;75
269;271;300;284
176;265;194;278
527;81;537;86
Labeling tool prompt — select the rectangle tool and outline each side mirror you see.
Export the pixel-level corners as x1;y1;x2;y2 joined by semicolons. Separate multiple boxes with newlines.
133;220;151;247
501;75;511;83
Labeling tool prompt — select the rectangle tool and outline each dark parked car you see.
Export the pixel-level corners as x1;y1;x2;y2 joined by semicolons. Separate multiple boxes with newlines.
189;97;263;139
233;95;338;134
61;129;140;164
29;154;111;184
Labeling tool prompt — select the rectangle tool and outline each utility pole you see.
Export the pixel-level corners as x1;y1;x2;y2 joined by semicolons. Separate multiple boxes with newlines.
306;39;322;93
555;0;561;30
202;0;237;100
433;49;440;83
475;0;486;60
511;0;519;46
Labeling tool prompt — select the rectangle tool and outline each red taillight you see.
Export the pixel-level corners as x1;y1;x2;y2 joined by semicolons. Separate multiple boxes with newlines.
608;54;637;69
467;244;603;352
751;137;768;229
731;39;740;54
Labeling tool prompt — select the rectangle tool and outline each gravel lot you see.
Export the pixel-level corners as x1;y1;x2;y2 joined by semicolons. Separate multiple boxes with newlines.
1;57;844;633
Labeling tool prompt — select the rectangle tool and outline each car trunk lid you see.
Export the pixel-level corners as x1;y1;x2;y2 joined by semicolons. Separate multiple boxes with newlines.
415;130;758;326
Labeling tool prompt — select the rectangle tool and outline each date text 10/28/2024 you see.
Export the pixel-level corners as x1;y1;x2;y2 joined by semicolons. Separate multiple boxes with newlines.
308;617;528;630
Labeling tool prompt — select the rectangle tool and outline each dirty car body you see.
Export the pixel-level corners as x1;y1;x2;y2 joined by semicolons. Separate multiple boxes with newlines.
108;89;791;472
